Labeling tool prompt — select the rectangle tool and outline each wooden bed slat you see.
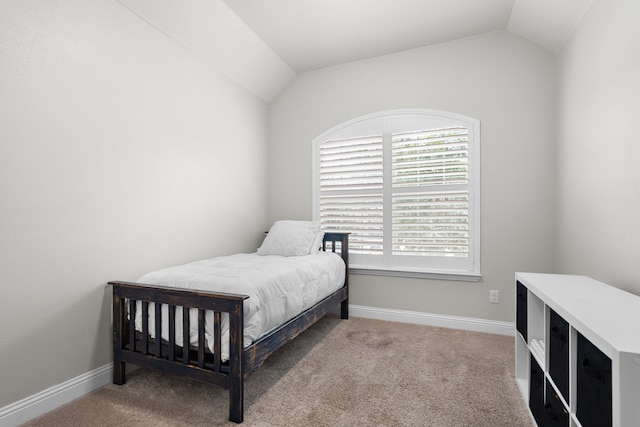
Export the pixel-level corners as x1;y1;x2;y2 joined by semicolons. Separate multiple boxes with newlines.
182;307;189;364
128;299;136;353
154;302;162;357
141;301;149;355
168;305;176;361
198;309;206;368
214;311;222;371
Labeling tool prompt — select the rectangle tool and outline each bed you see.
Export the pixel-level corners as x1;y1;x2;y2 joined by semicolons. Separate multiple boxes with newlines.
110;221;349;423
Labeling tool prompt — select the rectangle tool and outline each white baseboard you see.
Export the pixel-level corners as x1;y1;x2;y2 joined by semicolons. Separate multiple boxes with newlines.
0;306;513;426
0;364;112;427
350;304;515;336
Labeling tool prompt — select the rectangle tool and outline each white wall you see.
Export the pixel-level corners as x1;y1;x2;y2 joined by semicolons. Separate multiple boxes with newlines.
269;31;556;322
556;0;640;293
0;0;269;407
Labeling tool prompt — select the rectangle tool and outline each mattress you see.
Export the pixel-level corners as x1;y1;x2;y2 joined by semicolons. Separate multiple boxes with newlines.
134;251;346;361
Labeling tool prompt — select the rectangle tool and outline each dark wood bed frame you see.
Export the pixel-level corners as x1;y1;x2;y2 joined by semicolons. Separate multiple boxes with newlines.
109;232;348;423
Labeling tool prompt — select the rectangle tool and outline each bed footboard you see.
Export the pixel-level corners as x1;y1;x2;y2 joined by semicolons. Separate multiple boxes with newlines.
110;282;249;423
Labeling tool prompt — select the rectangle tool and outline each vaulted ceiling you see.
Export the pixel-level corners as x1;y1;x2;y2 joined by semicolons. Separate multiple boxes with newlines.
222;0;594;72
117;0;593;102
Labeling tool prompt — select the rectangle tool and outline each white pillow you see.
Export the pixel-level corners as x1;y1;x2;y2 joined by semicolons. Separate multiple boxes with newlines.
308;231;325;255
257;220;321;256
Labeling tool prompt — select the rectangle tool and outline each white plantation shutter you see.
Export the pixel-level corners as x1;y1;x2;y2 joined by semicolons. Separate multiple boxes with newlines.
392;191;469;257
320;194;383;254
314;110;480;277
318;135;384;254
319;135;383;191
391;127;470;258
391;127;469;187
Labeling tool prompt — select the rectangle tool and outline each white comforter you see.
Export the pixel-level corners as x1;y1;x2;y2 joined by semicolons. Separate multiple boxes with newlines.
134;251;345;361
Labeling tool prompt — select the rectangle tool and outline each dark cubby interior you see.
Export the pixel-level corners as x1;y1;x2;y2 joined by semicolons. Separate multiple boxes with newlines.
516;281;528;342
548;308;569;402
544;380;569;427
529;354;546;426
576;332;612;427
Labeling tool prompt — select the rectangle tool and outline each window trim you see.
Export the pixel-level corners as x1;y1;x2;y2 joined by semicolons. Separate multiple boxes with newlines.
350;265;482;282
312;109;481;280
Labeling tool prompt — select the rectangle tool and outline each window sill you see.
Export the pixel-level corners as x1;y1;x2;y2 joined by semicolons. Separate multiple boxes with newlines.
349;265;482;282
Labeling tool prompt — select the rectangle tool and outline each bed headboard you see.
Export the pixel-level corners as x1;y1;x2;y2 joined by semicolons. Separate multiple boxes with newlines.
322;232;349;270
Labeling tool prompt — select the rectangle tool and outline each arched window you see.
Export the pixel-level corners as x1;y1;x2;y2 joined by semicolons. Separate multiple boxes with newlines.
313;109;480;280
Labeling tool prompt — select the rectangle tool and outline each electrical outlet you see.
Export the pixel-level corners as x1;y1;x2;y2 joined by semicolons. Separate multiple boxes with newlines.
489;289;499;304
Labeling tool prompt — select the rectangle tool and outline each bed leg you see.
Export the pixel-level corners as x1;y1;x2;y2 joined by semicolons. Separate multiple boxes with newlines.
228;301;245;423
113;359;126;385
112;287;126;385
229;384;243;424
341;298;349;319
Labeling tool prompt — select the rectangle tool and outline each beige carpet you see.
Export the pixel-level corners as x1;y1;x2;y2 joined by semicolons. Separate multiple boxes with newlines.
23;314;534;426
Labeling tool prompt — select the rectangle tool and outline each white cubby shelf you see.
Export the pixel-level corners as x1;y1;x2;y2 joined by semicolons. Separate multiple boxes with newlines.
515;272;640;427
